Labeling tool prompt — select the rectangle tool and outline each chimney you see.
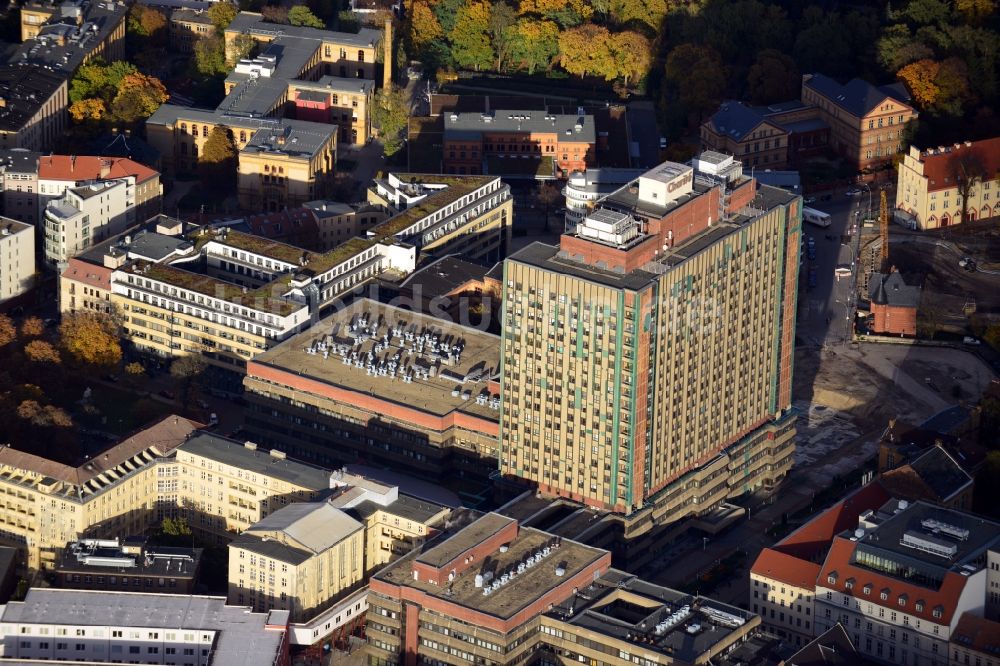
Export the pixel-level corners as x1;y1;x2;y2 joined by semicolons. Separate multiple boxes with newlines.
70;155;76;172
382;18;392;89
99;159;111;180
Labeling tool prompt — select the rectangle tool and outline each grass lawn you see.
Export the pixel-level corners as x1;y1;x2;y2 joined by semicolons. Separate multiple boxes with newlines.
78;385;171;436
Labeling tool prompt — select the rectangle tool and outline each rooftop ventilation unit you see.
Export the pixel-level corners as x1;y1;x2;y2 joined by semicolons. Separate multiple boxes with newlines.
920;518;970;541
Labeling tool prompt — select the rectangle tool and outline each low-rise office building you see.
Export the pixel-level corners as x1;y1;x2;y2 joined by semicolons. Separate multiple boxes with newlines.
367;512;759;666
367;172;513;263
0;588;291;666
0;217;35;303
895;138;1000;230
243;297;501;501
441;110;596;177
54;537;202;593
0;65;68;152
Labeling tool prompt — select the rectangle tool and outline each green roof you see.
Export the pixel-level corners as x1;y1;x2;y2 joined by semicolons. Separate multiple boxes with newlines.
485;155;554;177
370;174;495;242
216;231;307;265
128;261;302;317
302;237;378;275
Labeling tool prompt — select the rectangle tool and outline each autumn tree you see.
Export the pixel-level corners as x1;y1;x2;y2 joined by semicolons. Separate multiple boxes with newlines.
451;0;494;71
69;98;107;123
746;49;799;105
17;400;73;427
59;311;122;368
127;4;167;42
20;317;44;338
608;31;651;88
24;340;61;364
664;44;726;123
955;0;994;25
508;19;559;74
899;57;974;116
409;0;443;51
261;5;289;24
610;0;667;32
69;61;137;104
111;72;169;123
558;24;612;78
207;1;237;32
199;126;238;189
288;5;325;27
898;58;940;108
373;85;409;156
0;314;15;347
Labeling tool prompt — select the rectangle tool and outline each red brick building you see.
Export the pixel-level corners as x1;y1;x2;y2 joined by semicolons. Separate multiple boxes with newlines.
442;110;595;177
868;270;921;337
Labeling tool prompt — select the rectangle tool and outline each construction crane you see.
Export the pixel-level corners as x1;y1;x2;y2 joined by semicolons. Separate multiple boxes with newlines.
879;190;890;273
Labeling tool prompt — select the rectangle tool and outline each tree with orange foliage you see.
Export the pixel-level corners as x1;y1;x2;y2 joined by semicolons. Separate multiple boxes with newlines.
20;317;44;338
0;314;15;348
59;311;122;368
409;0;444;50
897;59;941;109
111;72;169;123
24;340;61;364
69;98;107;123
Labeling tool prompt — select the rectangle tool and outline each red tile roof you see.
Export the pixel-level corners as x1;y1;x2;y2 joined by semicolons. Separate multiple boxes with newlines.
775;482;891;561
920;137;1000;193
61;257;112;291
818;536;968;625
750;483;891;590
952;613;1000;655
245;208;320;239
751;548;822;590
38;155;159;184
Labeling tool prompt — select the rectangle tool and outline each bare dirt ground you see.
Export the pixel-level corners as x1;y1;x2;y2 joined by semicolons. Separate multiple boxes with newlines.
792;342;995;485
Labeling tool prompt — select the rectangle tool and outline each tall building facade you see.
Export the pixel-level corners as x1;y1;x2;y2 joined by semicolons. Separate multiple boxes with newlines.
499;153;799;534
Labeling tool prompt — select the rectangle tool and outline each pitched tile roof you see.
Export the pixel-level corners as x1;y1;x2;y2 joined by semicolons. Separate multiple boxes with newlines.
952;613;1000;656
61;257;112;291
804;74;914;118
880;445;972;503
786;623;861;666
751;547;822;590
817;536;969;626
38;155;159;184
917;137;1000;193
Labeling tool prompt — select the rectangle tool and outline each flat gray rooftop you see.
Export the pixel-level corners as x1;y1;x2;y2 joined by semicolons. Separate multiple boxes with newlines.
549;570;758;663
416;513;513;568
1;589;286;666
178;433;333;490
445;110;596;144
250;298;501;420
226;12;381;48
242;121;336;158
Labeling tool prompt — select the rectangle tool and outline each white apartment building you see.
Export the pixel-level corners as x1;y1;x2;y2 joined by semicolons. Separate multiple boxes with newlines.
44;179;134;267
0;216;35;302
0;588;290;666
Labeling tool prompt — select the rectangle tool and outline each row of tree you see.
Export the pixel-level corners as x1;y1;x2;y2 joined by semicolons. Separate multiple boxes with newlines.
407;0;653;86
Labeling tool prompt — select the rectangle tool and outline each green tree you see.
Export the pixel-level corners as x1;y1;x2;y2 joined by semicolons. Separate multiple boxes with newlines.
877;24;935;74
451;0;494;71
194;35;228;76
69;61;137;104
207;1;238;32
170;354;208;407
288;5;325;27
664;43;726;123
161;516;193;537
489;1;517;72
509;18;559;74
746;49;799;104
903;0;951;26
434;0;465;33
199;126;238;189
373;85;408;156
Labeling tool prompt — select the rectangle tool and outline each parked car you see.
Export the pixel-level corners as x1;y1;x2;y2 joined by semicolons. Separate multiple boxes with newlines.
44;317;58;328
846;187;862;196
159;389;176;400
963;336;981;345
804;196;816;204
